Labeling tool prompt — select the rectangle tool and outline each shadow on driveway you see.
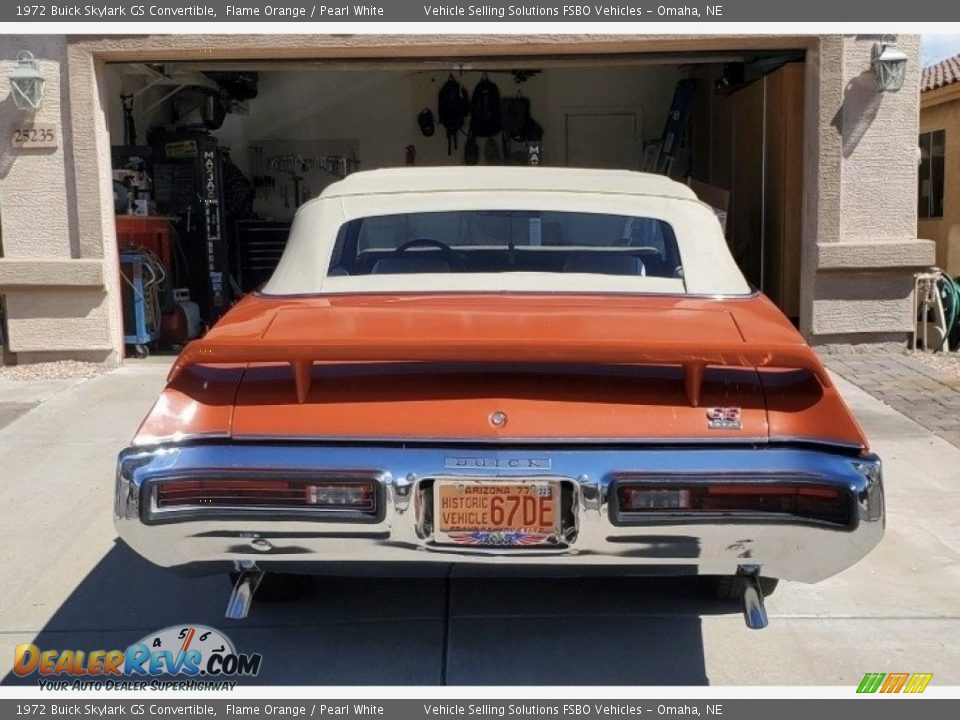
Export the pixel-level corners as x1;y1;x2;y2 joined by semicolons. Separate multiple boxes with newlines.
4;542;734;685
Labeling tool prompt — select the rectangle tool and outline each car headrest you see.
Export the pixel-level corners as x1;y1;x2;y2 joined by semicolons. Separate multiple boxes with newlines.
562;253;646;276
371;255;453;274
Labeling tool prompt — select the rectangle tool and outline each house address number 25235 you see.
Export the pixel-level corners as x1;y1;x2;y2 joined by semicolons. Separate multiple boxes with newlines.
12;124;57;149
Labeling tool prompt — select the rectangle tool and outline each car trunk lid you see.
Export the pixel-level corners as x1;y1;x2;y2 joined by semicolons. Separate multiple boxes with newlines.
151;293;865;448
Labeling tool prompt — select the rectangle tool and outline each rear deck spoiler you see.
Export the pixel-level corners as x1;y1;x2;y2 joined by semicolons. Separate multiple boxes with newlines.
167;338;832;408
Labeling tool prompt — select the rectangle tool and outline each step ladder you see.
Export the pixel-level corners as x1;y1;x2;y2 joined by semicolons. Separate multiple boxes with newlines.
646;78;697;176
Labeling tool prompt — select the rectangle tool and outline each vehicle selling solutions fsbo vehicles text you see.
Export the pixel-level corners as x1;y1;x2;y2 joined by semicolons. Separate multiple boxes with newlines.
420;5;715;18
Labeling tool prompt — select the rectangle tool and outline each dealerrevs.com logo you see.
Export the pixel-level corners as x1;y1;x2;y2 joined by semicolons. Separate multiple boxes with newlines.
14;625;262;690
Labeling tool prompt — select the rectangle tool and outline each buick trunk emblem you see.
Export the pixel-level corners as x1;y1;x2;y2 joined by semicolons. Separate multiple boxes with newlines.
489;410;508;428
444;457;552;469
706;407;742;430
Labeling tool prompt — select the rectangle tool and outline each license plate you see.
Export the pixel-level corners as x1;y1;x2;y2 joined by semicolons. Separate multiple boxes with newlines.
433;479;561;547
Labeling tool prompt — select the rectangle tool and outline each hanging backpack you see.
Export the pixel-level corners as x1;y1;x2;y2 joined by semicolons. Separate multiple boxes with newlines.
438;75;469;155
501;99;542;164
500;94;530;137
470;74;502;138
519;115;543;143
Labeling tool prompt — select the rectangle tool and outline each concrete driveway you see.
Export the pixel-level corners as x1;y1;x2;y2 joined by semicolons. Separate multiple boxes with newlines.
0;360;958;686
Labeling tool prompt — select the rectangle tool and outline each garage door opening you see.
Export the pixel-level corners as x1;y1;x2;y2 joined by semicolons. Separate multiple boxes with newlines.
102;51;805;357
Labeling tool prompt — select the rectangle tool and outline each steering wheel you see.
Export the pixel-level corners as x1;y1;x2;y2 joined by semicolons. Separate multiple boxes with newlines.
394;238;465;271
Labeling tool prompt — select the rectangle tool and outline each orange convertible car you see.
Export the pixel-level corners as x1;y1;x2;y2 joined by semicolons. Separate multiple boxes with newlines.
115;168;884;628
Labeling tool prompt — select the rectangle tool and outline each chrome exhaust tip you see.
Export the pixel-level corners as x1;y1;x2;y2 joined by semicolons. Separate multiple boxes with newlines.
225;568;264;620
741;573;769;630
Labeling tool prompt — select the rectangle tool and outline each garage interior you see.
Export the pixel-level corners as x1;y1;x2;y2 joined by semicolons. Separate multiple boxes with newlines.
103;50;805;356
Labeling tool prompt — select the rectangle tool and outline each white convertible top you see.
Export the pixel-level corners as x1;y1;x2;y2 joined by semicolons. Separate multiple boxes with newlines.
312;167;701;201
262;167;751;297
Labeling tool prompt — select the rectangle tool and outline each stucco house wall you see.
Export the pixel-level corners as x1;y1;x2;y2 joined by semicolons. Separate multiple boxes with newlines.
0;34;936;363
803;35;934;345
0;35;115;362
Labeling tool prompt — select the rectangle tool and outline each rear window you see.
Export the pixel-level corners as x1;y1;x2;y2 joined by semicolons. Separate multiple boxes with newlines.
328;210;682;279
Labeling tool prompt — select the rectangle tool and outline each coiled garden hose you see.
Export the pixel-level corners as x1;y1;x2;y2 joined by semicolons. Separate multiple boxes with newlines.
936;273;960;352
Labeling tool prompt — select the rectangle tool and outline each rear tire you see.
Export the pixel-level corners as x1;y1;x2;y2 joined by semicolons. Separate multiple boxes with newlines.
712;575;779;601
227;572;313;602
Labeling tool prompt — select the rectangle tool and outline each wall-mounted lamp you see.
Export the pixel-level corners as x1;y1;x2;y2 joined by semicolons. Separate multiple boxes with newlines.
871;36;908;93
8;51;46;110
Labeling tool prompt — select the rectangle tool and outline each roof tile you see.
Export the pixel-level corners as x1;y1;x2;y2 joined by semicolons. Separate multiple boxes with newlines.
922;53;960;92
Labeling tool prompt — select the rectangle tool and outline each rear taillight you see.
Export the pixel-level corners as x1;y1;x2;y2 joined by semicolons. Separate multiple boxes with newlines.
155;479;376;512
616;482;850;526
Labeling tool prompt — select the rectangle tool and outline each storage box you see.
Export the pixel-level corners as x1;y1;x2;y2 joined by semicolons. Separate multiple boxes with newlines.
115;216;173;272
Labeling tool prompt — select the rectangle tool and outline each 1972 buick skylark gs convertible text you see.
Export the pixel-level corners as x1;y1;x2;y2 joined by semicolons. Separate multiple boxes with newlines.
115;168;884;628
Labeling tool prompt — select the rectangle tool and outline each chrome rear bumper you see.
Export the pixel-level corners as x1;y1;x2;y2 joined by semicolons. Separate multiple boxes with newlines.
115;444;883;583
